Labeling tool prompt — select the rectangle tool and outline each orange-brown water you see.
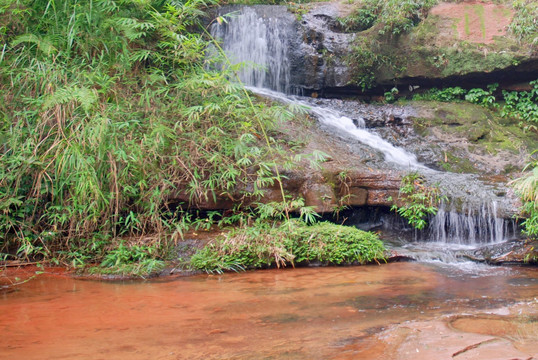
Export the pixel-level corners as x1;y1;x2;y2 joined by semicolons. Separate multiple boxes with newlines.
0;263;536;359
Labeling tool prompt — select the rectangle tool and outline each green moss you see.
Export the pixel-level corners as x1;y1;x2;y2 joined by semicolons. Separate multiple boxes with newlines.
412;117;433;136
433;102;530;150
410;14;441;43
438;152;478;174
464;11;471;36
409;100;537;174
471;4;486;40
440;46;518;76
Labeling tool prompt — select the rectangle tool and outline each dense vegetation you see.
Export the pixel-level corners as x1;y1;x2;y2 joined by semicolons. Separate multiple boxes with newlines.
512;154;538;240
0;0;387;276
191;220;386;273
0;0;535;276
0;0;306;273
411;81;538;129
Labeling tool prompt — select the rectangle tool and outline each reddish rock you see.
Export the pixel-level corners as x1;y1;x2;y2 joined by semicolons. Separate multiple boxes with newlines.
367;189;399;206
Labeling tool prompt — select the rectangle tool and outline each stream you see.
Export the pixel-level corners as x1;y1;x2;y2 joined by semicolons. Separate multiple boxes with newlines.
1;263;537;359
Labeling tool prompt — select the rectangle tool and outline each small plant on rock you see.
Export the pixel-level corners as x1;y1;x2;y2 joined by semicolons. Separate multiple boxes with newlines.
391;172;446;230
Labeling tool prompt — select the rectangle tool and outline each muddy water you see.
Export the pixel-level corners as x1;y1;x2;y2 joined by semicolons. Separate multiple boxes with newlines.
1;263;536;360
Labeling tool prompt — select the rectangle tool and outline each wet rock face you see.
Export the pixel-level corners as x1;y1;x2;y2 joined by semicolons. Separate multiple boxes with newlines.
169;168;401;213
291;5;355;91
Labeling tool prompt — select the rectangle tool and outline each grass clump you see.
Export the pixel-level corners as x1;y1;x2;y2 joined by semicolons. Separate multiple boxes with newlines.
190;221;386;274
89;242;166;277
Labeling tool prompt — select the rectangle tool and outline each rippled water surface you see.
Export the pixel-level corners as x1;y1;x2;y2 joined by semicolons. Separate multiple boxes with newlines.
1;263;536;359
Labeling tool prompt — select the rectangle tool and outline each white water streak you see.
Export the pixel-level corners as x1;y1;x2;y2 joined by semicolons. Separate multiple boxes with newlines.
250;87;426;169
212;7;291;93
427;201;515;245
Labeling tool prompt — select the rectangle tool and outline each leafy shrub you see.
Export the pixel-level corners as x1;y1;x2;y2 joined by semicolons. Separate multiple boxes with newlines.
501;79;538;127
412;87;467;102
384;87;399;103
391;172;445;230
348;37;388;90
190;221;386;273
465;83;498;108
378;0;438;36
509;0;538;45
337;0;381;32
342;0;438;36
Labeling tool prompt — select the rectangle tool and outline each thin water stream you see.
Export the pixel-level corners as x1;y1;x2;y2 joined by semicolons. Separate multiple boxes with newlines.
1;263;536;359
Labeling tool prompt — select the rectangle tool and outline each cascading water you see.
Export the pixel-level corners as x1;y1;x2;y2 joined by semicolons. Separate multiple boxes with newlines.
211;6;293;94
248;87;426;169
210;6;521;262
426;201;517;245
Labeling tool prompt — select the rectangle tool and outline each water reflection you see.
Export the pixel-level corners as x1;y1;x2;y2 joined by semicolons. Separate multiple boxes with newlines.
0;263;536;359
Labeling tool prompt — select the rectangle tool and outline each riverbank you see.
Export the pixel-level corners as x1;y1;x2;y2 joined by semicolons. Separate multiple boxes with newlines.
2;229;536;287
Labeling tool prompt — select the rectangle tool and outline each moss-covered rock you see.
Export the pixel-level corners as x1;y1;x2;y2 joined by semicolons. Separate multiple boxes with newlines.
408;100;538;174
190;221;386;273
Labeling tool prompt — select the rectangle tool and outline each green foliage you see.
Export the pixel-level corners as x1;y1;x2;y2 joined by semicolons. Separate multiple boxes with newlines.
384;87;399;103
512;153;538;238
337;0;380;32
348;37;388;91
465;83;498;108
341;0;438;35
0;0;308;271
501;80;538;128
345;0;438;90
413;81;538;129
91;241;165;277
509;0;538;45
377;0;438;36
391;172;445;230
412;86;466;102
190;220;386;274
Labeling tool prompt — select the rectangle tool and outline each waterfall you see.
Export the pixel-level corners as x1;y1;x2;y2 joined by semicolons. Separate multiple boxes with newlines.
211;6;293;94
247;87;426;169
424;201;517;244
